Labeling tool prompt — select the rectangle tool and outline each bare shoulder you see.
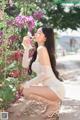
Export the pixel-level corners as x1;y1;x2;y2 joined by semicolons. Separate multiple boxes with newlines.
37;46;47;53
37;46;49;59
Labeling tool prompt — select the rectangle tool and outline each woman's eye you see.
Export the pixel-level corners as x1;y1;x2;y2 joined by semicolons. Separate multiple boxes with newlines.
38;32;41;34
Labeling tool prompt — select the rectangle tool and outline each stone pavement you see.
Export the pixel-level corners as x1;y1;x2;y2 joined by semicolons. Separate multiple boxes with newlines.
57;54;80;120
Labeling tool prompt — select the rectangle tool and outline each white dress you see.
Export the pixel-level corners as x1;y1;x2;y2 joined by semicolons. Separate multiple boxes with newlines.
22;45;65;100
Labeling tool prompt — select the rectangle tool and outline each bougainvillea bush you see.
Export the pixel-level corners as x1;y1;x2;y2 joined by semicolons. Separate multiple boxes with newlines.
0;5;43;110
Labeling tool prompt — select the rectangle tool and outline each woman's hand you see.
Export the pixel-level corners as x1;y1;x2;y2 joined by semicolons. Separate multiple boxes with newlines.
22;36;31;49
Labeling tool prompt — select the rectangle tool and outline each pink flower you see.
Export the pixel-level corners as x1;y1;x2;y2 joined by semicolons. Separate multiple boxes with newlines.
9;70;20;78
14;15;26;28
11;50;23;61
27;16;35;32
33;11;44;20
0;31;3;36
7;15;35;30
8;34;19;42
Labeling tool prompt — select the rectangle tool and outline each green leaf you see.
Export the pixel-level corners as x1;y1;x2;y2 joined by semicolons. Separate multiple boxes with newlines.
0;22;4;29
4;61;17;71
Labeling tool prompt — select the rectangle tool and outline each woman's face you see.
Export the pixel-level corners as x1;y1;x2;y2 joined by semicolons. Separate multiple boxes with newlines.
34;28;46;44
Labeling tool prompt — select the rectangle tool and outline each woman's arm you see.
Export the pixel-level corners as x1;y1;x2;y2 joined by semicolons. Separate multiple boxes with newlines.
22;36;32;68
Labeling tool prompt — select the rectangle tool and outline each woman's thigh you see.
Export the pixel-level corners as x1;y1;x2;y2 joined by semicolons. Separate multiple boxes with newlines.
23;86;60;102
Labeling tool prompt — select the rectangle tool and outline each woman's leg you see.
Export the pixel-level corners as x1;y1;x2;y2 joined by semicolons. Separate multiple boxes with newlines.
22;86;60;102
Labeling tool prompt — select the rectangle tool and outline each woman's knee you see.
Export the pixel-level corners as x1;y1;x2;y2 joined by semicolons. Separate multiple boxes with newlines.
22;87;33;97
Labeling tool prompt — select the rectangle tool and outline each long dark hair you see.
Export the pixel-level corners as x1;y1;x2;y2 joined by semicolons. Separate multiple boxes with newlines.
28;27;63;81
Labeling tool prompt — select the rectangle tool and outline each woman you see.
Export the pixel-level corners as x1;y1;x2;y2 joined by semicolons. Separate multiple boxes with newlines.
21;27;65;119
